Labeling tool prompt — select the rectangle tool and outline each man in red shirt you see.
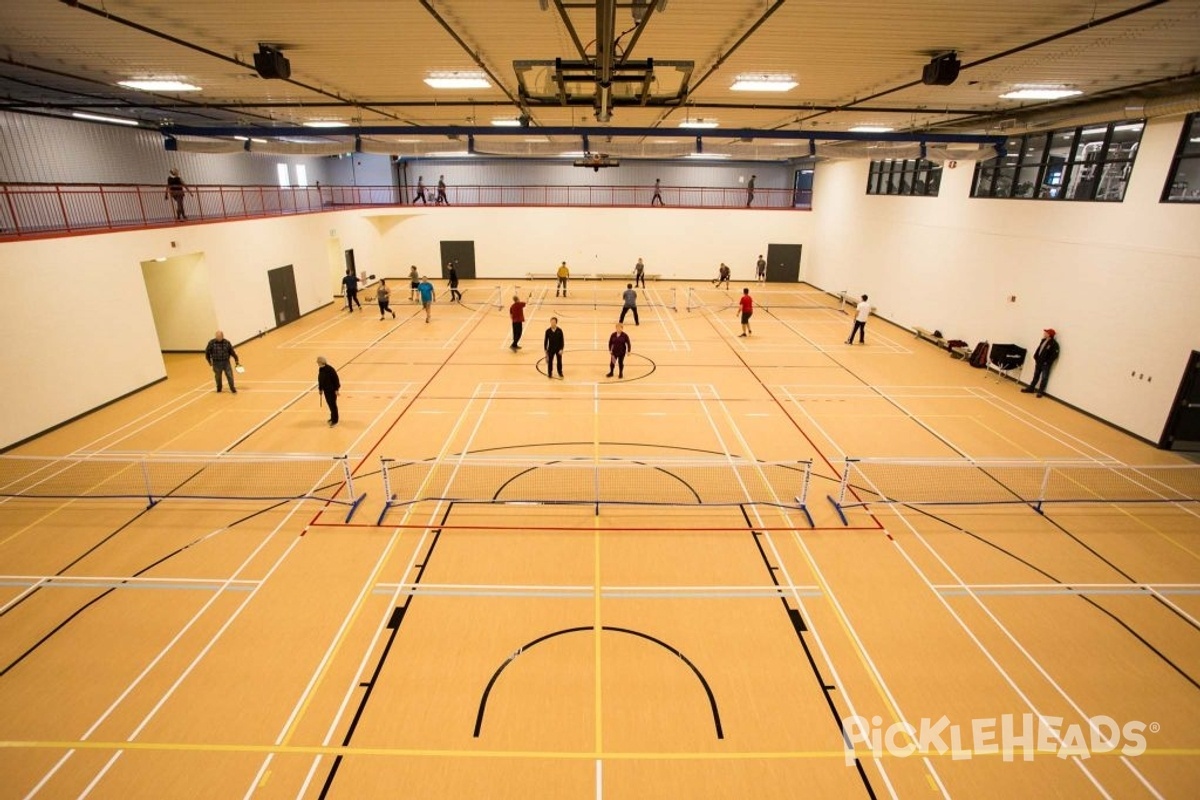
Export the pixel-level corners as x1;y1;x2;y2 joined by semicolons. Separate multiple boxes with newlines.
737;287;754;337
509;294;527;350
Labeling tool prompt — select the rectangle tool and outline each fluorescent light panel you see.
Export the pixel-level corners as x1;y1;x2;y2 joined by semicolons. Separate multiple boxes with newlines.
731;75;797;92
72;111;140;126
303;120;349;128
490;118;522;127
1000;87;1083;100
425;73;491;89
118;79;201;91
849;125;894;133
678;120;719;129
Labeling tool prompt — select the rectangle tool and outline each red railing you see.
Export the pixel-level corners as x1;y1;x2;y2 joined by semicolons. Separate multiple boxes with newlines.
0;183;807;239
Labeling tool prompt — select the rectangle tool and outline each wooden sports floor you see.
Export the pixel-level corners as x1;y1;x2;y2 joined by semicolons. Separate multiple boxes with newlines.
1;280;1197;799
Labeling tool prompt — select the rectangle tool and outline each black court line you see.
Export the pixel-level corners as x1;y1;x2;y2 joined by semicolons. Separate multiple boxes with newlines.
902;504;1200;693
0;500;290;677
317;504;452;799
741;505;877;799
472;625;724;739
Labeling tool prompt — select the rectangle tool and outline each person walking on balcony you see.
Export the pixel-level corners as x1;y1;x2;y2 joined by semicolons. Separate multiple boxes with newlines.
746;174;756;207
651;178;664;206
413;176;427;204
165;168;192;221
436;175;449;205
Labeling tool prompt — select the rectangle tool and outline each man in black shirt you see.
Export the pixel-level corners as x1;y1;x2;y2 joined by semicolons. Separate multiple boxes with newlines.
204;330;239;393
544;317;565;379
317;356;341;426
342;269;362;312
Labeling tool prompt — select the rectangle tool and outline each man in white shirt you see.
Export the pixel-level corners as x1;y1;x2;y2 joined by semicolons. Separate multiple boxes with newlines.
846;294;872;345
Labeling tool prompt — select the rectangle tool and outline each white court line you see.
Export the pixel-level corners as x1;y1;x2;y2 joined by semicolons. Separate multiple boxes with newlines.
885;507;1159;798
39;390;416;798
24;505;312;799
692;383;906;798
285;383;504;799
777;385;849;461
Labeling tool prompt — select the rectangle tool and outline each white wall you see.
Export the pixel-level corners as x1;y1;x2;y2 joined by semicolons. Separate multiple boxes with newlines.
0;236;165;448
141;253;218;350
361;206;813;282
805;117;1200;442
0;212;390;448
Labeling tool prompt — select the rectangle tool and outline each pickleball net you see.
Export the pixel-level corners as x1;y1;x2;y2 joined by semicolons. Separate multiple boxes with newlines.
827;457;1200;524
0;452;366;521
377;455;813;525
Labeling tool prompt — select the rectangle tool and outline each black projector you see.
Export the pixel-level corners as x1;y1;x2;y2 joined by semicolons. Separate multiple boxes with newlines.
922;52;960;86
254;46;291;80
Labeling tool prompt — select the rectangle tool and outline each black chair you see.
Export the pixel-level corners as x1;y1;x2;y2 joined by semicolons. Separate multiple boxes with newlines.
988;343;1027;382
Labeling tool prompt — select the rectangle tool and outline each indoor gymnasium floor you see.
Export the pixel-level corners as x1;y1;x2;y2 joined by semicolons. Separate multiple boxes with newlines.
1;279;1197;799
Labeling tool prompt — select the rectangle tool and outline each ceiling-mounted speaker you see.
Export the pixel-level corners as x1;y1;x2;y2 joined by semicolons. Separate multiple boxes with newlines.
254;45;291;80
922;52;960;86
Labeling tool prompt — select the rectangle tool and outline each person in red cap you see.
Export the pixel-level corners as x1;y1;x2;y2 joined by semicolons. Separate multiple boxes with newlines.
1022;328;1060;397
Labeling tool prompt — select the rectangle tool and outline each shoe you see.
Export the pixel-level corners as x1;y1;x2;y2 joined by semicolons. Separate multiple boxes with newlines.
511;345;519;351
738;333;746;337
515;345;522;349
558;374;564;379
391;310;396;318
606;372;613;378
328;420;337;427
1020;387;1035;394
425;318;430;323
1036;393;1044;398
216;389;222;393
619;373;623;378
231;389;237;394
380;317;384;321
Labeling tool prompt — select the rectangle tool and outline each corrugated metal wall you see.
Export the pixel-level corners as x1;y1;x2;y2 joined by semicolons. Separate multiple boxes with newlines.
0;111;331;186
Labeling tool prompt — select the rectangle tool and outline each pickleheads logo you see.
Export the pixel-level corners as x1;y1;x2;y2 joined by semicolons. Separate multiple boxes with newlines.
842;714;1154;765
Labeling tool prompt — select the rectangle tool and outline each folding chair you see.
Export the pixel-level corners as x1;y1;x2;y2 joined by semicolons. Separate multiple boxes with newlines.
987;343;1027;382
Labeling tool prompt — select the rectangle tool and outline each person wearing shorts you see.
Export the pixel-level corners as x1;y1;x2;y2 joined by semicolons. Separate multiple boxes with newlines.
418;277;435;322
408;265;420;301
377;279;396;320
737;287;753;337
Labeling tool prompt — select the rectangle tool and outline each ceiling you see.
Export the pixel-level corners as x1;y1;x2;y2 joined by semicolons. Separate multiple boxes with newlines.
2;0;1198;158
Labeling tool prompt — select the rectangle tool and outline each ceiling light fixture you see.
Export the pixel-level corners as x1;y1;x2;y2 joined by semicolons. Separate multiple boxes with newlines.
678;119;719;129
1000;87;1083;100
849;125;894;133
118;79;201;92
303;120;350;128
72;111;140;126
731;75;797;92
490;118;522;127
425;72;491;89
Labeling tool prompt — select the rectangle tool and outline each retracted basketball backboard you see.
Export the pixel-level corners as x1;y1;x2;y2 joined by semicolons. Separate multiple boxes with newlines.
514;58;693;119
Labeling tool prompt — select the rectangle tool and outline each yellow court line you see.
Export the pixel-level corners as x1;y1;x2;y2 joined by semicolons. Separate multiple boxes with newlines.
280;387;493;746
3;739;1195;761
593;382;603;758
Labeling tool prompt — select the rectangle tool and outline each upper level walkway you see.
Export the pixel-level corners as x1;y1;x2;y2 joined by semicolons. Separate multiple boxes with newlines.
0;183;810;241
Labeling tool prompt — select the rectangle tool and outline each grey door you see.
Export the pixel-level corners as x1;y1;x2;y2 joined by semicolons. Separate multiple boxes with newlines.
267;264;301;327
1161;351;1200;451
440;241;476;279
766;244;802;283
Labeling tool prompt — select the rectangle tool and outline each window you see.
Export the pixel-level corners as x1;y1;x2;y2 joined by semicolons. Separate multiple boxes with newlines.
972;121;1144;201
294;164;308;187
276;163;290;187
866;159;942;196
1163;113;1200;203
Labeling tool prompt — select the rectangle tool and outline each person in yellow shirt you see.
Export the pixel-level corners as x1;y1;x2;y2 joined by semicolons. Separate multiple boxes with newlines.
556;261;570;297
